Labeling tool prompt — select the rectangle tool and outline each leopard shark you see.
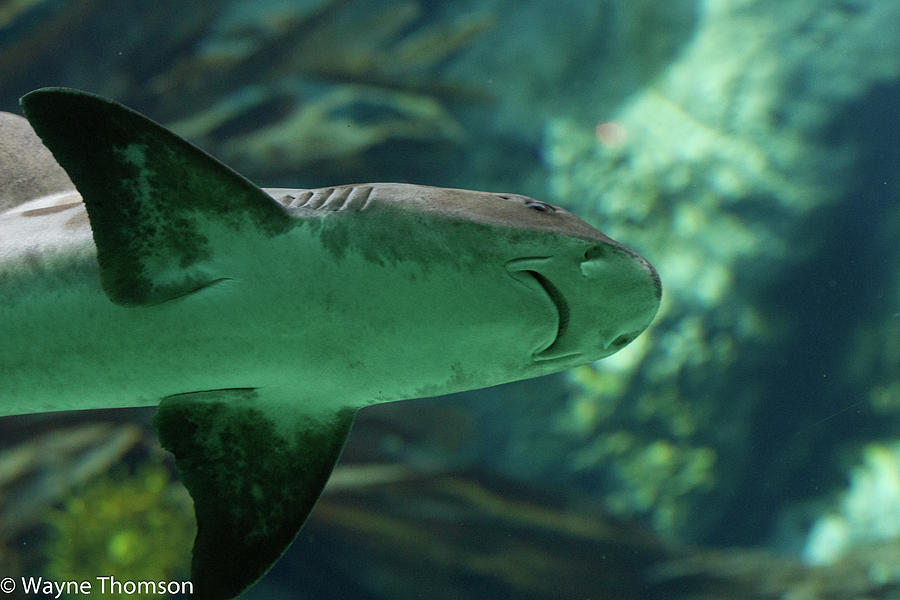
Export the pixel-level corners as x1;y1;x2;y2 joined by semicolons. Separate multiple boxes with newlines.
0;88;661;599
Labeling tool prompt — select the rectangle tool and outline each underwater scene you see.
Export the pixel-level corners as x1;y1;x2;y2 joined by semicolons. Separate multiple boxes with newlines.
1;0;899;598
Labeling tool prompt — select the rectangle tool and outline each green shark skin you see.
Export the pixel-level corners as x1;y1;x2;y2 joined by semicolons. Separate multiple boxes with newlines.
0;88;661;599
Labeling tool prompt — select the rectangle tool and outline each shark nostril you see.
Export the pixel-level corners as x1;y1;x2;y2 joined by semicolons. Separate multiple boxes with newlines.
584;245;611;261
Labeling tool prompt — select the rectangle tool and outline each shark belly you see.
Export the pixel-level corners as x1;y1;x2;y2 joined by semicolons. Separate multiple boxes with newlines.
0;246;250;415
0;204;556;416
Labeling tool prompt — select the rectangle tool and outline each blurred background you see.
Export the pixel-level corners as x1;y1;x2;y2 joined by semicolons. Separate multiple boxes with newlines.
1;0;899;598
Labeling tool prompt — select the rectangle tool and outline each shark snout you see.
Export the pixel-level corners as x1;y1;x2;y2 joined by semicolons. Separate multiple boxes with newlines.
573;243;660;357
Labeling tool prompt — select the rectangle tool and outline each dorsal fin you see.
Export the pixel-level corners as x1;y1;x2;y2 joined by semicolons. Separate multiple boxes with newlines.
20;88;293;305
0;111;74;214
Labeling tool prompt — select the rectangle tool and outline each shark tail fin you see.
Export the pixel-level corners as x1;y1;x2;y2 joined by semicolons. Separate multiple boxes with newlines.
154;388;355;600
20;87;292;306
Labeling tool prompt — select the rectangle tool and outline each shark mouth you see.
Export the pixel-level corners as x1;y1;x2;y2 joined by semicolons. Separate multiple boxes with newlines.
526;271;570;351
506;259;570;358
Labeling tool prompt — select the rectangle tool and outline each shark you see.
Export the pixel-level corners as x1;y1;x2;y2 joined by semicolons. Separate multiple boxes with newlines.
0;88;661;599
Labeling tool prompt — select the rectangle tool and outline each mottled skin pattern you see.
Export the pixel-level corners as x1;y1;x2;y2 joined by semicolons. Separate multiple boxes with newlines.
0;89;660;600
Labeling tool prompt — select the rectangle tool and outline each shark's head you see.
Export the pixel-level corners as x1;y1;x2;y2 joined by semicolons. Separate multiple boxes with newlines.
416;185;661;370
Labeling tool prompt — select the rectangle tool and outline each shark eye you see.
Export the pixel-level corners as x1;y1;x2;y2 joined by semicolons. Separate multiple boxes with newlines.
526;200;555;214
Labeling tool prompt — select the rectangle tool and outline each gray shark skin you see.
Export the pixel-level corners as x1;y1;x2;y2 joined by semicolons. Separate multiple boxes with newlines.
0;88;661;600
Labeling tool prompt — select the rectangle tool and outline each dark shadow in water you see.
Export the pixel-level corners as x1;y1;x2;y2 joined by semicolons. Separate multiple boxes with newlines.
710;79;900;547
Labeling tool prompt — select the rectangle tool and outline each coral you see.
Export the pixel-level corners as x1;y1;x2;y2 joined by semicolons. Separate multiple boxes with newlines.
194;85;463;176
541;0;900;539
139;0;492;178
42;463;195;595
0;423;143;542
559;362;717;536
147;0;493;104
803;442;900;565
0;0;493;181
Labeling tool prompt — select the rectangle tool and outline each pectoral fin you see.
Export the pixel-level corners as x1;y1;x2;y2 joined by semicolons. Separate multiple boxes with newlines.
154;388;355;600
